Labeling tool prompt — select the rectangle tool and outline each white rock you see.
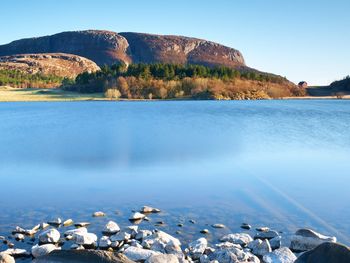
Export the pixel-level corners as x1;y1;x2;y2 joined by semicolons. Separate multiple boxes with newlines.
188;238;208;259
64;227;88;237
110;232;131;242
136;229;152;240
74;222;90;227
73;232;97;245
263;247;297;263
146;254;179;263
40;223;50;230
209;247;259;263
1;248;29;257
14;233;25;241
219;233;253;246
248;239;272;256
63;219;74;226
12;226;26;234
123;246;161;261
215;242;241;250
129;212;146;220
38;228;60;243
0;253;15;263
92;211;105;217
99;236;111;248
141;206;161;213
103;220;120;235
290;228;336;251
31;244;60;258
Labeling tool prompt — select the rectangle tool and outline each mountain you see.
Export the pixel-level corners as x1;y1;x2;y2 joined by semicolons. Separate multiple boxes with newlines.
0;30;246;69
0;53;100;78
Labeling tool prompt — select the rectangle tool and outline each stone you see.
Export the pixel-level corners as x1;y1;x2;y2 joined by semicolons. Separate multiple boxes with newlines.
270;236;282;250
99;236;112;248
208;247;260;263
63;219;74;226
64;227;88;237
14;233;25;241
212;224;225;229
103;221;121;235
135;230;152;240
12;226;26;234
129;212;145;221
74;222;90;227
215;242;242;250
263;247;296;263
290;229;336;252
145;230;181;247
38;228;60;244
47;218;62;226
92;211;106;217
187;238;208;259
111;232;131;242
254;230;279;240
295;242;350;263
73;232;97;245
220;233;253;246
141;206;161;213
31;249;135;262
189;219;196;224
248;239;272;256
241;224;251;230
31;244;61;258
123;246;160;261
1;248;30;257
40;223;50;230
256;227;270;232
146;254;179;263
200;229;210;234
0;253;15;263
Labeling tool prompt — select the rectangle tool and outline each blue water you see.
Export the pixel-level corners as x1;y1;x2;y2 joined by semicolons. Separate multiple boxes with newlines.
0;100;349;248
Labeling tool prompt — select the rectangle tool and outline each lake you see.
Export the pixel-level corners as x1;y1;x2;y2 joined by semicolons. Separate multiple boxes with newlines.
0;100;349;252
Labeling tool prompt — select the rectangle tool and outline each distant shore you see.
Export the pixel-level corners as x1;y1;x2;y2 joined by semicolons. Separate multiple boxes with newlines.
0;86;349;102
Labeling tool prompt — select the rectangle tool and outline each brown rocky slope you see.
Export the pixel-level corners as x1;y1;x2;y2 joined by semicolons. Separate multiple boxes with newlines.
0;53;100;78
0;30;246;69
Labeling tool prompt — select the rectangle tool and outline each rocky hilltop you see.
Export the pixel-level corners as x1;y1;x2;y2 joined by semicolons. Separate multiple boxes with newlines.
0;30;246;68
0;53;100;78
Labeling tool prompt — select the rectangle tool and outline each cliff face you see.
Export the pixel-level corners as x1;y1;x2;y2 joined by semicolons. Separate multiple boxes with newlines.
0;53;100;78
0;30;246;68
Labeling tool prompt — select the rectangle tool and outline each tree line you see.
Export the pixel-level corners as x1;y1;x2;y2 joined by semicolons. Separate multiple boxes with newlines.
63;63;304;99
0;69;63;88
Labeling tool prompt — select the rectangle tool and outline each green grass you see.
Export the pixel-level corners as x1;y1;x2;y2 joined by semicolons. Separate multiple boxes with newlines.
0;86;105;101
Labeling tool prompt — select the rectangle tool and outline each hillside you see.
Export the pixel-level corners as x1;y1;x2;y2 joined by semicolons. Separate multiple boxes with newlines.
0;30;246;69
0;53;100;78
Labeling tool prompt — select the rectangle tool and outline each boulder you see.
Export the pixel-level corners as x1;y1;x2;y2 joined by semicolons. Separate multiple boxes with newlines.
103;221;121;235
220;233;253;246
31;244;61;258
123;246;160;261
145;254;179;263
187;237;208;259
263;247;296;263
269;236;282;250
0;248;30;258
73;232;98;245
31;249;135;262
254;230;279;240
64;227;88;237
248;239;272;257
99;236;112;248
38;228;60;243
290;229;336;252
141;206;161;213
295;242;350;263
0;253;15;263
129;212;146;221
208;247;260;263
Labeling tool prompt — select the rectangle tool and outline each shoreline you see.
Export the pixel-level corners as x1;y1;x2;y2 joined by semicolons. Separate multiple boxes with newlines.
1;87;349;102
0;206;348;262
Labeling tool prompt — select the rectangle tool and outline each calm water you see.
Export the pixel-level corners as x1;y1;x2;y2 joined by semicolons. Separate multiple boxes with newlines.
0;100;350;251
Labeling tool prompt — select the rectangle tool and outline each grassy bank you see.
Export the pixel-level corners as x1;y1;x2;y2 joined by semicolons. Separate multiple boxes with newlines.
0;86;104;101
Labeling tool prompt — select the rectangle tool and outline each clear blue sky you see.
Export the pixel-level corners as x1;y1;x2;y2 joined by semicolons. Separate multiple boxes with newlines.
1;0;349;85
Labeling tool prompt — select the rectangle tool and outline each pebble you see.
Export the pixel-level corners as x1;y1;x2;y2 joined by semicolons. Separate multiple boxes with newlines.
74;222;90;228
256;227;270;232
63;219;74;226
140;206;161;213
47;218;62;227
212;224;225;229
92;211;106;217
129;212;146;221
200;229;209;234
241;223;252;230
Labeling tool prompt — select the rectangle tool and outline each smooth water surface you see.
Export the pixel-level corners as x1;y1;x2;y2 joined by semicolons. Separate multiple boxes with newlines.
0;100;349;248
